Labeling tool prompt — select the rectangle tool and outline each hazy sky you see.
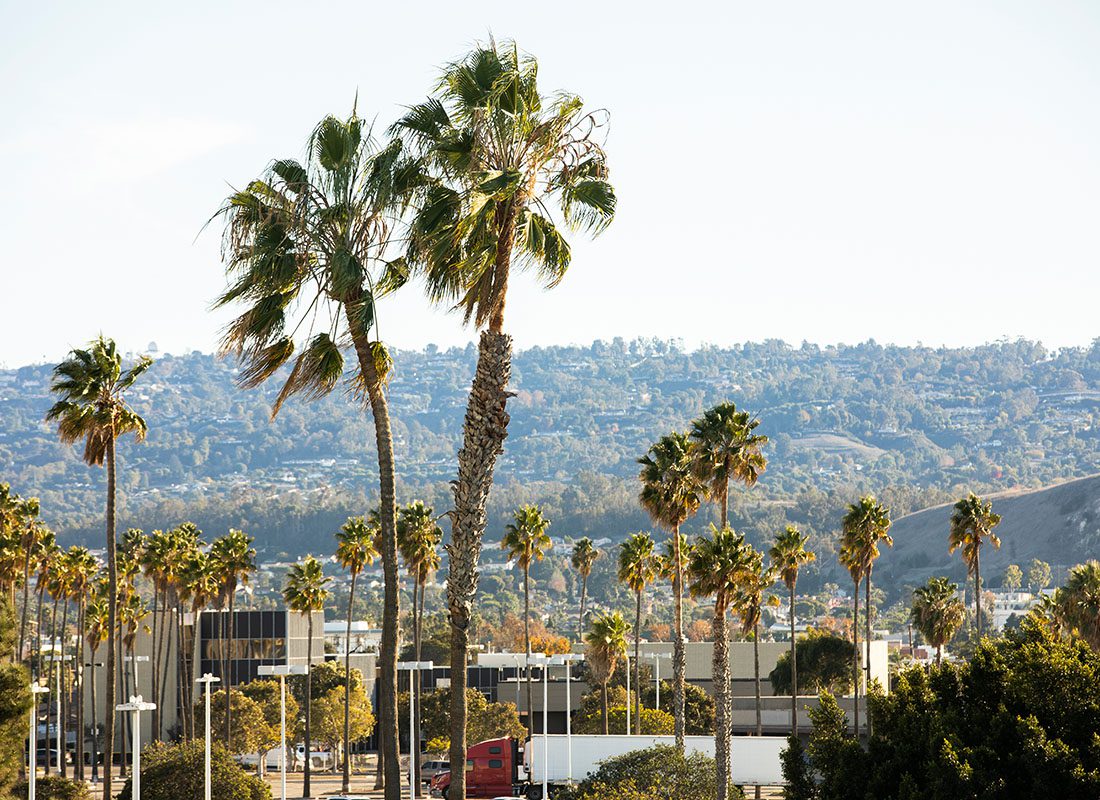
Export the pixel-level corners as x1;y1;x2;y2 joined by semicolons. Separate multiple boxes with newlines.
3;1;1098;366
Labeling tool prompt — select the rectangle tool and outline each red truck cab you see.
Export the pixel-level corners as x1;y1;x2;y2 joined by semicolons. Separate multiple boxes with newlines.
429;737;524;799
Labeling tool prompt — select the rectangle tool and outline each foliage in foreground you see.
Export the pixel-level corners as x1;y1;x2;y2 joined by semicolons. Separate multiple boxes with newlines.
0;598;30;798
558;744;736;800
116;740;270;800
10;775;90;800
782;620;1100;799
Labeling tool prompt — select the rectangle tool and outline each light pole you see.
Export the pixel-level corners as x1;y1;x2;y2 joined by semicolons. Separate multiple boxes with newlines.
123;655;150;697
28;682;49;800
258;664;308;800
45;654;70;777
644;653;671;712
526;655;553;800
115;697;155;800
624;649;630;735
550;654;582;785
84;661;104;783
195;674;220;800
397;661;433;800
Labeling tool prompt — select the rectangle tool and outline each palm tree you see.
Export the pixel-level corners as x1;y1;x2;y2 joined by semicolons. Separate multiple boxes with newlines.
209;529;256;745
46;335;152;800
910;577;966;663
571;538;600;642
841;495;892;737
85;580;109;782
501;504;552;735
141;528;173;736
584;612;629;735
1053;561;1100;650
284;556;331;800
64;546;97;779
838;542;863;738
394;43;616;795
11;493;42;663
335;516;379;794
732;545;775;743
690;403;767;527
687;525;751;800
769;525;815;736
214;108;407;798
948;493;1002;639
618;532;657;734
33;532;59;681
638;431;704;749
179;547;216;740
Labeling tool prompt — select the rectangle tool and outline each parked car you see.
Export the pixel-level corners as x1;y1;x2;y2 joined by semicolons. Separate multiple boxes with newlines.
421;760;450;786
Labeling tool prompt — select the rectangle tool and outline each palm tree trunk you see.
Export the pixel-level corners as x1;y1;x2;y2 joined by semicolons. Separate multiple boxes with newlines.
158;598;174;737
60;597;69;779
118;634;128;778
864;573;873;738
524;565;532;736
601;680;609;736
90;646;99;782
413;580;424;795
713;603;730;800
343;570;358;794
225;594;235;746
974;553;982;639
671;525;686;751
150;584;161;736
753;621;761;737
103;435;117;800
346;313;401;800
936;644;942;665
790;584;798;737
851;577;860;739
446;329;513;800
634;588;642;735
20;546;33;662
46;590;59;777
190;606;203;742
76;599;86;781
578;576;587;644
303;611;312;800
35;585;46;681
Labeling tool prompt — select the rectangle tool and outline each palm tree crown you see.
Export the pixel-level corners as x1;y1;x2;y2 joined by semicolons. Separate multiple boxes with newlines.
949;492;1001;637
910;577;966;663
501;505;552;570
689;403;767;527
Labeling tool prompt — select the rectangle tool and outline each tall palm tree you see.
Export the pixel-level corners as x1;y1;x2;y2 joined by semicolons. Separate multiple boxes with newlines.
732;545;774;744
179;547;216;741
116;528;145;766
910;577;966;663
1053;561;1100;651
841;495;892;737
64;546;97;780
769;525;815;736
335;516;379;794
141;528;173;736
571;538;600;643
165;523;201;739
33;532;59;681
214;107;408;798
948;493;1002;639
584;612;629;735
47;335;152;800
690;403;767;527
638;431;704;749
284;556;331;800
501;504;552;735
838;541;863;738
394;43;616;796
10;493;42;663
618;532;657;734
209;529;256;745
687;525;751;800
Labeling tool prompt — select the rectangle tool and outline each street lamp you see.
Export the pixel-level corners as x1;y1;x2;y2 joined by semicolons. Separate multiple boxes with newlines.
195;674;220;800
644;653;671;711
526;655;554;800
83;662;104;783
45;654;71;777
115;697;155;800
257;664;308;800
549;654;582;785
28;682;49;800
397;661;434;800
123;655;150;696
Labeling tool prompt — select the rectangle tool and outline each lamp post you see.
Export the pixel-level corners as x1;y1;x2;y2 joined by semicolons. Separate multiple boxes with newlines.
526;655;553;800
644;653;671;712
115;697;155;800
28;683;49;800
397;661;434;800
84;662;104;783
195;674;220;800
258;664;308;800
550;654;583;785
123;655;150;697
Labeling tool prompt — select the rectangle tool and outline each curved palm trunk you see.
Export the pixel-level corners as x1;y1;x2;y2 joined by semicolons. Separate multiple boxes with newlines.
789;584;798;737
634;588;642;735
671;524;686;750
447;329;513;800
103;436;117;800
304;612;314;799
346;320;401;800
343;570;358;794
712;603;730;800
524;565;532;736
851;577;860;739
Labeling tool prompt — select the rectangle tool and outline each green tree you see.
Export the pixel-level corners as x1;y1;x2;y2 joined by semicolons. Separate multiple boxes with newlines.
1003;563;1023;592
214;107;406;799
571;538;601;642
687;525;751;800
585;612;629;735
638;431;704;749
562;745;724;800
689;402;767;527
618;532;657;735
46;335;151;800
195;689;272;756
769;525;816;736
413;687;525;749
639;681;714;736
311;687;375;772
1028;558;1052;595
239;680;301;775
575;706;674;736
283;556;330;798
116;740;269;800
949;492;1001;638
1052;560;1100;651
395;41;616;799
910;577;966;663
768;633;857;696
334;515;378;792
209;529;256;744
501;504;552;733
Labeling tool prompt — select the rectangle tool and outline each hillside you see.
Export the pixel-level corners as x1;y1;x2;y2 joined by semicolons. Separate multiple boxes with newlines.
878;473;1100;589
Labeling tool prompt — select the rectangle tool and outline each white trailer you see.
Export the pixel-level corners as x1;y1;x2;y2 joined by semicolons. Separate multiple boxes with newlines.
524;734;786;788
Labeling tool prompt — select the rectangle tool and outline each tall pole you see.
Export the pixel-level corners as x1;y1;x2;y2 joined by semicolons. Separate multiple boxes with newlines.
117;698;155;800
542;664;548;800
655;656;660;710
280;675;286;800
85;662;102;784
564;660;572;784
29;684;49;800
409;670;415;800
625;651;630;735
196;675;219;800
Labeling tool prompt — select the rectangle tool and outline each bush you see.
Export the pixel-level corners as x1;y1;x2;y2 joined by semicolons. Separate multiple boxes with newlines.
574;705;674;735
10;775;91;800
559;744;738;800
116;740;270;800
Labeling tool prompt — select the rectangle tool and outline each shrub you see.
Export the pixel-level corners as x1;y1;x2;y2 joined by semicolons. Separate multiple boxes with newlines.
10;775;91;800
574;705;674;735
559;744;737;800
116;740;270;800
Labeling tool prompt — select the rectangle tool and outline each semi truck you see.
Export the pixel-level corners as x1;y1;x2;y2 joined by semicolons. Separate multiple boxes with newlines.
429;734;786;799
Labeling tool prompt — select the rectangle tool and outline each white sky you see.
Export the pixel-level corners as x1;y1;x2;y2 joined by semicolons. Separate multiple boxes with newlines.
2;1;1099;366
